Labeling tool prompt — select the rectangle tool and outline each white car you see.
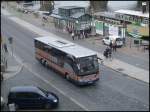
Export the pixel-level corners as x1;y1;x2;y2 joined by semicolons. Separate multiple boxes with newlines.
102;36;123;47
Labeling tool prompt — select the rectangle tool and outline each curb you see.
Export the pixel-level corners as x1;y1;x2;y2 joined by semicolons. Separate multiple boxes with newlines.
104;64;148;84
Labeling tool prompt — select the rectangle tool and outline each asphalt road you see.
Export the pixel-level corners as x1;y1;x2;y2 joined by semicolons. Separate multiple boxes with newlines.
1;14;149;111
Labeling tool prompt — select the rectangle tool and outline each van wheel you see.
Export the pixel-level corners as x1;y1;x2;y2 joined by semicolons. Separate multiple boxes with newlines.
45;103;51;109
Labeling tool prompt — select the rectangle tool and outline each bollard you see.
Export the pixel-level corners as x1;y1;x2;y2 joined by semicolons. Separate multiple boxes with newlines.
9;103;16;111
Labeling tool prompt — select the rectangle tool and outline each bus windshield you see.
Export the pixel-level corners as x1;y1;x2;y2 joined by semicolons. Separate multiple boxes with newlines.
77;55;99;76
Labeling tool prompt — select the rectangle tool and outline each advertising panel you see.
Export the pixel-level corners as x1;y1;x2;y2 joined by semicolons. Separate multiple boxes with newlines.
127;24;149;37
109;25;119;36
95;20;103;35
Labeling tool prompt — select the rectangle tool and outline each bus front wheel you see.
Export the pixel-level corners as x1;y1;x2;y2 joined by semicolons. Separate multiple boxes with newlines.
44;61;48;68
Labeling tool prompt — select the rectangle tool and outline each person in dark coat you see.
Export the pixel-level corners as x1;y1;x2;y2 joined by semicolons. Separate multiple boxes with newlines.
113;40;117;52
109;40;113;51
104;47;111;58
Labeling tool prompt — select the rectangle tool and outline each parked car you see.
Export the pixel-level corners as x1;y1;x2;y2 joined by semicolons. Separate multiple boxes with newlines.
7;86;59;110
102;36;123;47
1;96;5;108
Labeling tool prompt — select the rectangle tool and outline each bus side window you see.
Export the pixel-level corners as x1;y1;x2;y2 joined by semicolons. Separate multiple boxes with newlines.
34;40;39;48
58;56;64;67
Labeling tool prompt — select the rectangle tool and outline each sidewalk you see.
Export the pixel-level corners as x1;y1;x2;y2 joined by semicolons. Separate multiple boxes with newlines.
1;37;22;81
1;9;149;83
3;55;22;81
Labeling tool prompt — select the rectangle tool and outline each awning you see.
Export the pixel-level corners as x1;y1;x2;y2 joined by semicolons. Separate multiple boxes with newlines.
128;32;142;38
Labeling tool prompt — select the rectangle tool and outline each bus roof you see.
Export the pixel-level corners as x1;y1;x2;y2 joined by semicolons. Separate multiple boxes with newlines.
34;36;97;58
115;9;149;18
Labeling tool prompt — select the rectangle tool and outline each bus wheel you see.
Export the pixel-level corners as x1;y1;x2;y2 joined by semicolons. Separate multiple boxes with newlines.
44;61;48;68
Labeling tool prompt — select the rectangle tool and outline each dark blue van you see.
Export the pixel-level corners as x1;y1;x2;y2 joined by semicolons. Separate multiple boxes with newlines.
7;86;59;109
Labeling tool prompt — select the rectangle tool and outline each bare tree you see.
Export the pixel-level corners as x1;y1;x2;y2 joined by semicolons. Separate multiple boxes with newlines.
89;1;108;12
40;1;54;13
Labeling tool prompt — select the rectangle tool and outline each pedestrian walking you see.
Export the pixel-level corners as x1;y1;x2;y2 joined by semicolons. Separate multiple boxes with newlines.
103;49;108;59
103;47;112;59
108;47;112;60
77;31;80;40
71;31;75;40
85;32;88;38
82;31;85;39
79;31;82;39
109;40;113;51
3;43;8;53
113;40;117;52
66;26;69;34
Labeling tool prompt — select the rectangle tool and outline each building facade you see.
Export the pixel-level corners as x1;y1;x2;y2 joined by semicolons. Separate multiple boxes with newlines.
115;9;149;39
94;12;126;38
51;6;92;35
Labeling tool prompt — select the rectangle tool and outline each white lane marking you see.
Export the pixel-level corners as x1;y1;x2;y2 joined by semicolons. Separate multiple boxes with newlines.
13;54;88;111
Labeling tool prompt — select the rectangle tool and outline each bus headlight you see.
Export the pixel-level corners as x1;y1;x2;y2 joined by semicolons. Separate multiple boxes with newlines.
53;99;57;103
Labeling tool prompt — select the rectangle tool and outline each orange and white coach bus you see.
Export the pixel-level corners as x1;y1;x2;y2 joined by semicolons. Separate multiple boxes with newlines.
34;36;99;85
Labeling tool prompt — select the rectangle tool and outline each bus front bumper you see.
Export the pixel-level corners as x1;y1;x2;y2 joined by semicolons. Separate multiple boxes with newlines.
76;78;99;86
